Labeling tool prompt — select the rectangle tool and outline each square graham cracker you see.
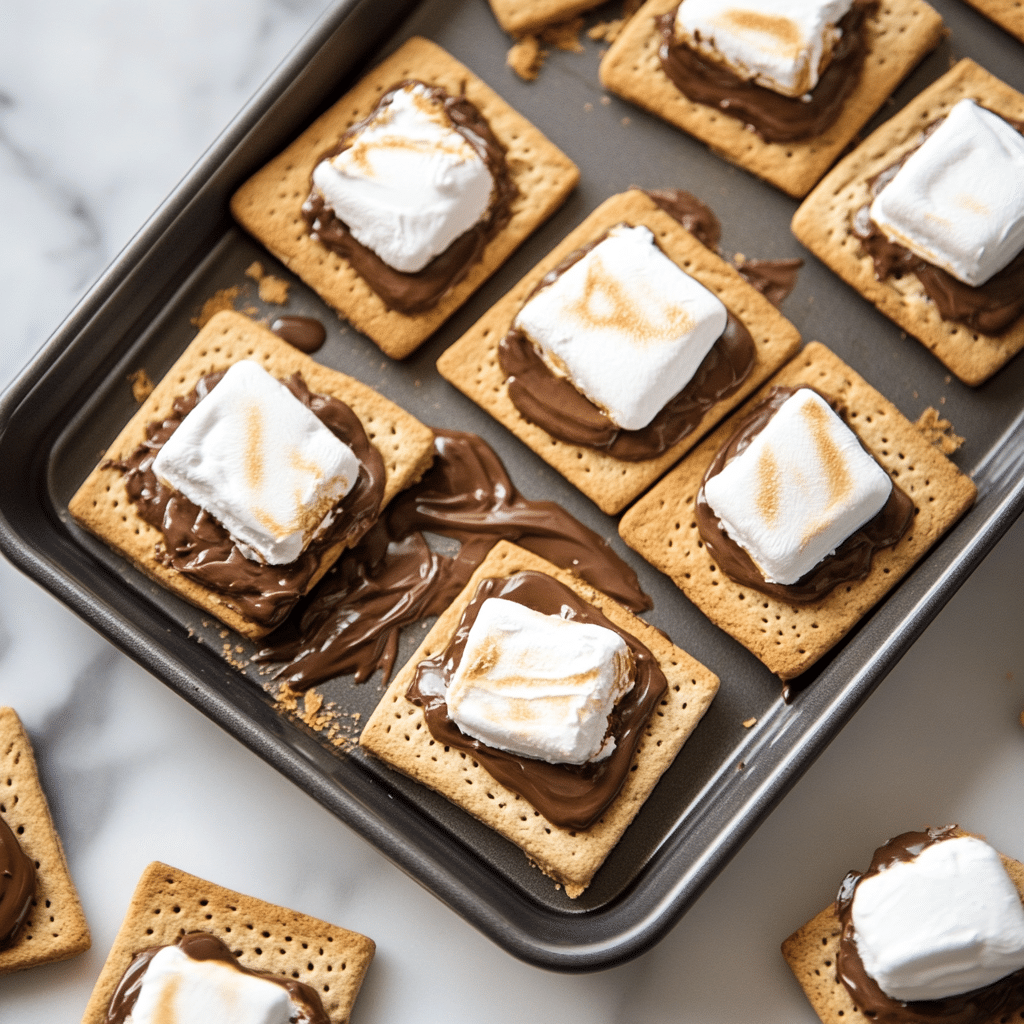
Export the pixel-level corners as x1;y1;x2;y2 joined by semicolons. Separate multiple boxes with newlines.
598;0;945;198
961;0;1024;44
618;342;977;680
487;0;605;35
782;834;1024;1024
435;190;803;516
0;707;90;975
68;310;435;641
79;861;374;1024
359;540;720;898
231;36;579;360
792;60;1024;386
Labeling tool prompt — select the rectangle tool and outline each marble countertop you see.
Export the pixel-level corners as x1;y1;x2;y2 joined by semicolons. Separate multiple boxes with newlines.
1;1;1022;1021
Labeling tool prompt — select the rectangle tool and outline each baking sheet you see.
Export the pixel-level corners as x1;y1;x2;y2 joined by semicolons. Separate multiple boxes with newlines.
1;0;1023;971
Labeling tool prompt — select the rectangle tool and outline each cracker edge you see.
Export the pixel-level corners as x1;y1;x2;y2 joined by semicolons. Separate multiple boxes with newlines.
79;861;375;1024
436;188;802;515
488;0;605;34
358;539;720;897
67;310;435;640
598;0;945;198
791;59;1024;386
618;341;977;679
230;36;580;359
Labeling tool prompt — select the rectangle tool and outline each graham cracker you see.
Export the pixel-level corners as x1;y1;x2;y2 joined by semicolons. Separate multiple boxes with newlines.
961;0;1024;44
0;707;90;975
79;861;374;1024
231;36;579;360
792;60;1024;386
598;0;945;198
359;540;719;898
618;342;977;680
782;834;1024;1024
487;0;604;35
436;190;802;515
68;310;435;640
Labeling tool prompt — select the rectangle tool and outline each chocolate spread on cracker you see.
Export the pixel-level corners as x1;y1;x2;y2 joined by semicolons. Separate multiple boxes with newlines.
658;1;876;142
0;814;35;950
104;932;330;1024
406;571;666;830
302;81;518;315
695;386;913;603
835;827;1024;1024
113;371;385;629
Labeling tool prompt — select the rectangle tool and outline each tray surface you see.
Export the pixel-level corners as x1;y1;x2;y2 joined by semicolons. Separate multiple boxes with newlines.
2;0;1024;971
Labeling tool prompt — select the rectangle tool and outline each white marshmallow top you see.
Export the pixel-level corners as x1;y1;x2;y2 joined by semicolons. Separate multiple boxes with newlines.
151;360;359;566
675;0;854;98
512;224;728;431
445;597;634;765
310;82;494;273
126;944;305;1024
702;388;892;585
851;836;1024;1002
869;100;1024;287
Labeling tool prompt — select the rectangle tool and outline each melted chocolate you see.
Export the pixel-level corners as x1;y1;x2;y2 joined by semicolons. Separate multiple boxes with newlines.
302;81;518;315
658;1;875;142
0;814;35;951
255;429;651;690
853;112;1024;335
835;828;1024;1024
105;932;330;1024
736;258;805;308
695;386;914;603
498;224;757;460
406;571;667;830
270;315;326;353
114;371;385;629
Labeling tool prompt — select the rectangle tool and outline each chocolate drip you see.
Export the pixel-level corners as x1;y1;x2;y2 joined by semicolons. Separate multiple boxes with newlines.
0;815;35;951
658;1;875;142
406;571;666;830
105;932;330;1024
270;315;326;353
835;828;1024;1024
113;371;385;629
853;112;1024;336
255;429;651;690
695;386;914;603
302;81;518;315
736;258;804;308
498;223;757;460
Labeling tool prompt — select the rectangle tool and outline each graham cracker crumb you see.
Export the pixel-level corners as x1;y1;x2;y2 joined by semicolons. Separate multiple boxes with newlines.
127;368;154;403
541;17;585;51
589;18;625;42
742;717;757;728
244;261;264;282
507;35;544;80
257;275;290;304
915;407;964;454
193;286;240;327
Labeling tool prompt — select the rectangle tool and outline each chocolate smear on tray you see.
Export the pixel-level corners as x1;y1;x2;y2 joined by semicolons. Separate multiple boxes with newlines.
407;570;666;830
0;814;35;950
269;315;326;353
256;429;651;689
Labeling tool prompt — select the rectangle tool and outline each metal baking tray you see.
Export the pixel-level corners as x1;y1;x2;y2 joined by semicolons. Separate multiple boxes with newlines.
2;0;1023;972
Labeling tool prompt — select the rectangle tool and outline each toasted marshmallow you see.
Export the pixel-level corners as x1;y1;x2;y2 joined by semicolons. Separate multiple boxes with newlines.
127;945;302;1024
675;0;854;98
851;836;1024;1002
512;224;728;431
151;360;359;566
310;82;494;273
869;100;1024;287
445;597;634;765
702;389;892;585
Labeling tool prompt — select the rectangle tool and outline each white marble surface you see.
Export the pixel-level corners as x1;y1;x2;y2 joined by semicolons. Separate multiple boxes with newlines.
1;1;1023;1021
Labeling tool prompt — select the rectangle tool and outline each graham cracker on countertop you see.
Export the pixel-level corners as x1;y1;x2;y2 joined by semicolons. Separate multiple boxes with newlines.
231;36;579;360
68;310;435;640
598;0;944;198
0;706;90;975
792;60;1024;386
619;342;977;680
359;540;719;898
79;861;374;1024
436;189;802;516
